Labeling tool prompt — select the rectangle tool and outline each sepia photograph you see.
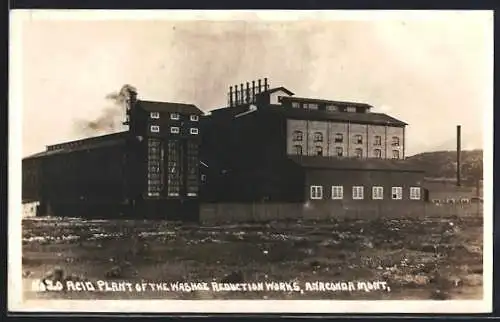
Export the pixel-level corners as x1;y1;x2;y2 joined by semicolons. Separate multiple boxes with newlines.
9;10;493;313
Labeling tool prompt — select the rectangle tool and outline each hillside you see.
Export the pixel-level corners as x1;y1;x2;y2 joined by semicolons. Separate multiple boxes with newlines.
406;150;483;183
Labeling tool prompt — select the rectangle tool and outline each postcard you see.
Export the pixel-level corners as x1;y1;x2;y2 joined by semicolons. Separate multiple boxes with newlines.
9;9;493;314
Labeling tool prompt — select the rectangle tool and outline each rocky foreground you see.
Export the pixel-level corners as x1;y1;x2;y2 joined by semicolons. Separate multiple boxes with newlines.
21;214;483;300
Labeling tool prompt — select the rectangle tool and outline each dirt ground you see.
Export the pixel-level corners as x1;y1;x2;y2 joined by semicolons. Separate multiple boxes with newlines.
21;214;483;300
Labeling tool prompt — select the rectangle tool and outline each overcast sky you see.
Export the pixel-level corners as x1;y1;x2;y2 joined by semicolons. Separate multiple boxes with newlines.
14;10;493;157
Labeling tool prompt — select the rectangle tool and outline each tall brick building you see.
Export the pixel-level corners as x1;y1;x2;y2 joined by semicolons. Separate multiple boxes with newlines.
200;79;425;207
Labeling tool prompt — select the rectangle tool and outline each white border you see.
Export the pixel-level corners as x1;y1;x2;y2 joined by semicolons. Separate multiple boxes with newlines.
8;9;494;314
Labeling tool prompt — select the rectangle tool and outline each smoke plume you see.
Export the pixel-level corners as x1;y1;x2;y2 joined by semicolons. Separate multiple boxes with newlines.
74;84;137;136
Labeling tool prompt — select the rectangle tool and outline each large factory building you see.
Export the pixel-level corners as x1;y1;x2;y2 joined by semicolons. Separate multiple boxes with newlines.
22;79;426;221
200;79;426;212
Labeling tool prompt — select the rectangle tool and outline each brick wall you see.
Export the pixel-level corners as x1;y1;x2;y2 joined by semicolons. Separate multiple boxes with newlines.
286;119;404;159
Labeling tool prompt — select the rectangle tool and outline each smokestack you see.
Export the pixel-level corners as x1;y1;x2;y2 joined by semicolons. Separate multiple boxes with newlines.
264;78;268;90
245;82;250;103
252;80;256;103
457;125;461;187
240;84;244;104
229;86;233;107
258;79;262;93
234;84;239;105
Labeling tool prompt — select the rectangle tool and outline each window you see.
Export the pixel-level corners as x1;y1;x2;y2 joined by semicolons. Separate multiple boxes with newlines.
292;130;303;142
326;105;338;112
392;150;400;159
352;186;364;200
310;186;323;200
293;145;303;155
410;187;421;200
201;174;207;182
354;134;363;144
150;112;160;119
374;135;382;146
331;186;343;199
292;102;301;108
354;148;363;158
334;133;344;143
150;125;160;133
335;146;343;157
392;187;403;200
170;127;180;134
315;146;323;156
374;149;382;158
304;103;319;110
190;128;199;135
170;113;180;120
313;132;324;142
346;106;357;113
190;115;199;122
392;136;400;146
372;186;384;200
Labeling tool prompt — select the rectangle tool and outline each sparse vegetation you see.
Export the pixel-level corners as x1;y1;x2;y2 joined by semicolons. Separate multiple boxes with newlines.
22;214;483;300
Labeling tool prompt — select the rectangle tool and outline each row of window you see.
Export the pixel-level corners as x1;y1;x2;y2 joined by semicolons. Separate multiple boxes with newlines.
310;185;421;200
292;131;401;146
150;112;199;122
150;125;199;135
292;145;401;159
291;102;358;113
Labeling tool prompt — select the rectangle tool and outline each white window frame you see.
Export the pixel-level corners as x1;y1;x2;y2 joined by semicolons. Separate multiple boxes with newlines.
346;106;357;113
170;113;180;120
150;112;160;119
331;186;343;200
310;185;323;200
292;102;301;108
410;187;421;200
170;126;180;134
392;150;400;159
190;115;199;122
150;125;160;133
391;187;403;200
372;186;384;200
190;128;199;135
352;186;364;200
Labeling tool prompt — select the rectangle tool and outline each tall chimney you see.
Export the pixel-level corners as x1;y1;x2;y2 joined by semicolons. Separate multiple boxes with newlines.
240;84;244;104
258;79;262;93
245;82;250;103
264;77;269;90
252;80;256;103
229;86;233;107
457;125;461;187
234;84;239;105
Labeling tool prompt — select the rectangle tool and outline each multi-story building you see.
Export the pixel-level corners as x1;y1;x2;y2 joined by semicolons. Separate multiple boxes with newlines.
200;79;426;211
22;87;203;220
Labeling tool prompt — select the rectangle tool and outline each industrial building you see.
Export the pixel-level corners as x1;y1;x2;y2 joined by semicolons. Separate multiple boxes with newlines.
22;79;427;221
200;79;426;208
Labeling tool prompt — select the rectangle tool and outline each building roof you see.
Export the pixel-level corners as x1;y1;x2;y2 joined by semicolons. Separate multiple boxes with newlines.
288;155;424;172
281;96;372;108
137;100;204;115
23;133;128;160
257;87;295;96
267;106;407;126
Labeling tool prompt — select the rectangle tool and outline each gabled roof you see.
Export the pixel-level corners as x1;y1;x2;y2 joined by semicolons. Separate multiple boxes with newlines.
257;87;295;96
137;100;204;115
267;106;407;126
288;155;424;172
23;132;128;160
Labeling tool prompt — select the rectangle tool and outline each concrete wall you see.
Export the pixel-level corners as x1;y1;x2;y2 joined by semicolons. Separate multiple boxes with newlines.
200;202;483;225
286;120;404;159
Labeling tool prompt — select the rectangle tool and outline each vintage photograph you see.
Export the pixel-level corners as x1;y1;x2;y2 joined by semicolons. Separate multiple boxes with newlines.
9;10;493;313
